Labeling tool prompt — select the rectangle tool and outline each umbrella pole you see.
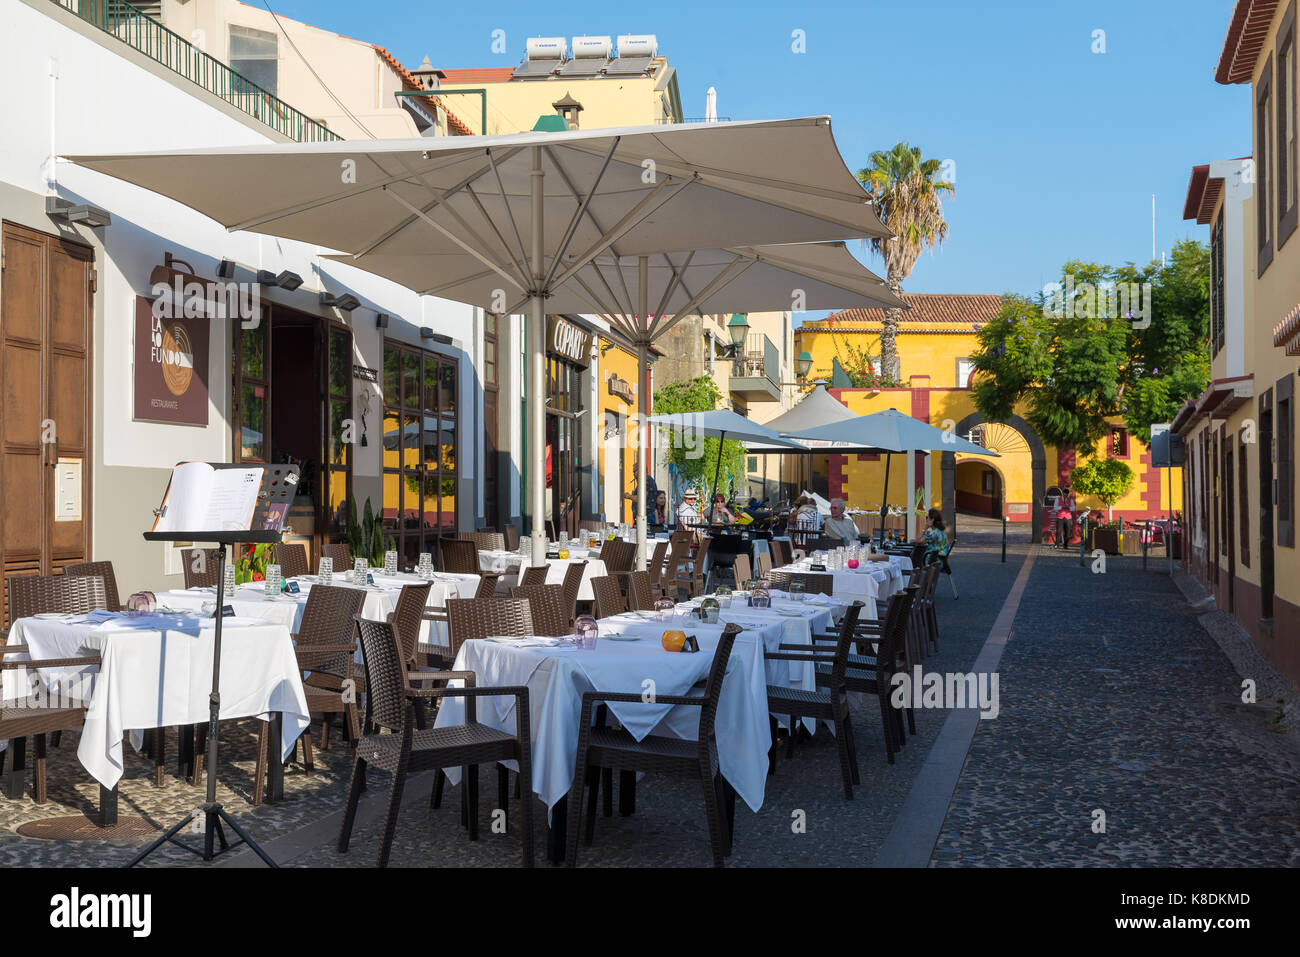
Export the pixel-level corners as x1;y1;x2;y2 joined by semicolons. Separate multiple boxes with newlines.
879;452;892;546
527;146;547;566
710;429;727;524
635;256;649;572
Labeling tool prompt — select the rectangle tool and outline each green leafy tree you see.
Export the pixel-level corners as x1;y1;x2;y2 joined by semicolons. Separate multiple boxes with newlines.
652;376;748;504
811;330;901;388
1071;457;1135;521
971;241;1210;451
856;142;954;379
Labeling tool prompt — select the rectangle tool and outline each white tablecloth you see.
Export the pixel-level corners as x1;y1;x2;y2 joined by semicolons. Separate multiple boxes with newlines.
777;554;911;602
6;613;309;789
436;623;776;815
477;551;609;601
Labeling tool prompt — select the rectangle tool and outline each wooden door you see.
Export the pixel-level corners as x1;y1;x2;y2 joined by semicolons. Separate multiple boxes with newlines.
1;223;94;624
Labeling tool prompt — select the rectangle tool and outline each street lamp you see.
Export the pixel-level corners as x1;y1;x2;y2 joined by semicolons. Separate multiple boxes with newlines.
796;351;813;379
727;313;749;349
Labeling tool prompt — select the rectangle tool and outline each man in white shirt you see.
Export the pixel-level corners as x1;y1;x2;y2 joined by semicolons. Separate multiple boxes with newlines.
676;488;700;528
822;498;859;545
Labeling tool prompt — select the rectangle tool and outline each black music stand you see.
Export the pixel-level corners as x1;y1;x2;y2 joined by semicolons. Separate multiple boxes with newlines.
128;463;299;867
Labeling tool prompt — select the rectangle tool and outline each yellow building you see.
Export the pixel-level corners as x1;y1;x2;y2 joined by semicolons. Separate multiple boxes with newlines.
432;35;683;135
794;294;1183;542
1174;0;1300;688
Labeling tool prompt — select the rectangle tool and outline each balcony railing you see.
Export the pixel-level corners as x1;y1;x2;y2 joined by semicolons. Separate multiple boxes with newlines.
732;332;779;386
51;0;339;143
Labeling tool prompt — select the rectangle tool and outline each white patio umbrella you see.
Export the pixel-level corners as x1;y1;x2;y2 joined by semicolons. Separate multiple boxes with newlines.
68;118;890;566
647;409;807;524
782;407;999;541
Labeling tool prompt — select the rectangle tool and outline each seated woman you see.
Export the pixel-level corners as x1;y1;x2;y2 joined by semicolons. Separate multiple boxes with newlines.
913;507;949;564
708;493;736;525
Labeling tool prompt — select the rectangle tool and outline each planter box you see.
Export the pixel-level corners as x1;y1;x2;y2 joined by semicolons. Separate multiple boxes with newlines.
1169;531;1182;560
1091;528;1121;554
1121;531;1143;556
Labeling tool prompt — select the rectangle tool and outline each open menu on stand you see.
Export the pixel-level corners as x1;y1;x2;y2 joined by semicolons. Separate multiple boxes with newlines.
151;462;264;533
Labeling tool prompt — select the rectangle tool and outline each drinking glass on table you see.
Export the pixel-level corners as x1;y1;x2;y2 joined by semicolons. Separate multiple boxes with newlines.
319;556;333;584
654;598;675;622
353;558;369;585
223;563;236;596
265;564;282;597
790;579;805;602
384;550;398;576
574;615;599;650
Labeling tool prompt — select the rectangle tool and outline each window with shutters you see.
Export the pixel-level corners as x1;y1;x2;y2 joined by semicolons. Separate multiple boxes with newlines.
1211;209;1225;356
1239;433;1251;567
1259;54;1276;275
1278;1;1298;245
1279;375;1295;548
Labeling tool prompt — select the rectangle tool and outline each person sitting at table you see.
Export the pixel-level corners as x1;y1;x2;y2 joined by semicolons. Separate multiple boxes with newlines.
651;489;669;527
822;498;859;546
676;488;700;527
708;492;736;525
912;507;949;564
791;495;822;532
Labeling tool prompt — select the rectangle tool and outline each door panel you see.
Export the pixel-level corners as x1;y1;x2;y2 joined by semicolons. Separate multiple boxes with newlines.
1;223;93;625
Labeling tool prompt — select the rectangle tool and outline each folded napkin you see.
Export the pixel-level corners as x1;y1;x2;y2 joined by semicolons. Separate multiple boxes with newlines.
483;635;566;647
85;610;126;624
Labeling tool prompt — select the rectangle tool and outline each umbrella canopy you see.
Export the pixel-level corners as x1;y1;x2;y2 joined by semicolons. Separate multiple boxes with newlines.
69;118;891;566
648;409;809;450
322;240;903;324
761;382;858;434
783;408;998;455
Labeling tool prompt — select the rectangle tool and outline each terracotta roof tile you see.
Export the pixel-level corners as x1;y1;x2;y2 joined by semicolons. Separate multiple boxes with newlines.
373;45;473;136
807;294;1004;334
440;68;517;84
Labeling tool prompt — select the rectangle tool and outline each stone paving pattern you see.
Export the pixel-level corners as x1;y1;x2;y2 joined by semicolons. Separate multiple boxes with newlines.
932;542;1300;867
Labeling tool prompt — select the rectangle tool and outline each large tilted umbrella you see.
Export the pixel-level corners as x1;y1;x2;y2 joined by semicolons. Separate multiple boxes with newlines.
761;382;859;497
69;118;891;565
783;408;999;541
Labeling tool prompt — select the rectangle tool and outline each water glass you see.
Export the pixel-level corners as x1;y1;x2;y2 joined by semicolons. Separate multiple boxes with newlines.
222;563;236;596
715;586;733;609
574;615;599;650
265;564;282;597
418;553;433;579
790;580;805;602
654;598;675;622
384;550;398;576
700;597;720;624
751;587;771;609
353;558;369;585
318;557;333;584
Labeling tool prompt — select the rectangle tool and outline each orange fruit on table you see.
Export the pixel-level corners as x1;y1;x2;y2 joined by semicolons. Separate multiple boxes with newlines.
661;629;686;652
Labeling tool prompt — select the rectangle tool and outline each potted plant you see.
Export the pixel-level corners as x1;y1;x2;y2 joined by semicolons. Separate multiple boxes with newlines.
1070;457;1135;525
344;495;390;567
1090;521;1122;555
236;542;274;584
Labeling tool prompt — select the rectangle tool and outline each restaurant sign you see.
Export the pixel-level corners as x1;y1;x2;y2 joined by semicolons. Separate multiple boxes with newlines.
608;374;634;403
547;315;592;368
133;296;210;426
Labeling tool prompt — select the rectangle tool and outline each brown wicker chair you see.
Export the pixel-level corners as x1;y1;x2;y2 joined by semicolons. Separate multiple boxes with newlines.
509;584;570;637
626;571;654;612
465;530;506;551
445;597;534;661
645;540;670;598
769;539;793;568
754;551;773;578
8;575;108;621
390;582;434;668
518;565;549;589
763;600;866;798
502;525;520;551
560;560;587;623
731;554;752;589
273;543;310;579
566;623;743;867
801;586;918;763
0;593;102;802
599;538;637;575
768;571;834;597
673;536;711;598
474;573;501;599
589;575;625;619
439;538;480;575
321;543;353;573
248;585;367;794
64;562;123;612
339;616;534;867
179;549;222;589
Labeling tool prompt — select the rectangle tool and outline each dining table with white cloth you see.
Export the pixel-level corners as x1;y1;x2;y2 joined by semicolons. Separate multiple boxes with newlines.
4;611;309;791
432;593;849;818
477;551;609;601
775;553;911;603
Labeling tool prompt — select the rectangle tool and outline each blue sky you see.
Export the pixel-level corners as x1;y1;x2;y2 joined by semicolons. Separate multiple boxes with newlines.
265;0;1247;305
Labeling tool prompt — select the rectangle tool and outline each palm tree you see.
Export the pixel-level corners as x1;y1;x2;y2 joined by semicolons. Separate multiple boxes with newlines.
857;143;954;379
